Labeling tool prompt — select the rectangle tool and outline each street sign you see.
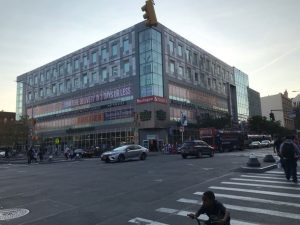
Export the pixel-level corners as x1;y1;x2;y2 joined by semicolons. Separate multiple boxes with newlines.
54;138;60;145
179;126;184;132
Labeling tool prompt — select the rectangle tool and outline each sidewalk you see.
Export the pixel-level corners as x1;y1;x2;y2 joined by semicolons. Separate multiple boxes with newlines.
0;154;72;165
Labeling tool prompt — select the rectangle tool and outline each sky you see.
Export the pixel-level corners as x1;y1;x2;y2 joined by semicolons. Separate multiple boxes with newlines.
1;0;299;112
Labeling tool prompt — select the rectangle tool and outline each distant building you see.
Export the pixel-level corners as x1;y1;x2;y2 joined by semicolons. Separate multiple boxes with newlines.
261;91;294;130
248;87;262;117
292;94;300;130
0;111;15;124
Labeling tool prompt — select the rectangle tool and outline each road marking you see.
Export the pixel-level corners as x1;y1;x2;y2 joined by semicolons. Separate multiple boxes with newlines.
241;175;291;180
210;186;300;198
231;178;290;184
128;217;168;225
224;203;300;220
156;207;262;225
222;181;300;190
177;199;300;220
265;171;285;174
0;208;29;221
193;193;300;207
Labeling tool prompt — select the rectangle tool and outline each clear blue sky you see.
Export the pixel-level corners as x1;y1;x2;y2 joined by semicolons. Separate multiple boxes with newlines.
1;0;299;112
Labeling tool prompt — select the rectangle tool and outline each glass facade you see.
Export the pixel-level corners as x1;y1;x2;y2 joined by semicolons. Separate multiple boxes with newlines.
16;82;23;120
139;28;163;97
234;68;249;121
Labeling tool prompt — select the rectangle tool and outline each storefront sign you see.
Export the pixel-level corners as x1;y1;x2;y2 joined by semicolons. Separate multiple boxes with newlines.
137;96;167;104
63;85;132;109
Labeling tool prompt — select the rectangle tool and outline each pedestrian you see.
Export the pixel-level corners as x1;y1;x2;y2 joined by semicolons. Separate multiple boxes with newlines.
274;136;284;169
27;147;34;164
280;135;300;183
64;145;70;160
187;191;231;225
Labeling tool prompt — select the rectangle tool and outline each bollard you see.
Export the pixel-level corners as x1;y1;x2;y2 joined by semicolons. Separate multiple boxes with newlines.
263;154;276;163
246;153;261;167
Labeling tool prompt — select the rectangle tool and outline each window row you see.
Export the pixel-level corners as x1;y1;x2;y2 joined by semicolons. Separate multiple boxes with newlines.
26;40;132;86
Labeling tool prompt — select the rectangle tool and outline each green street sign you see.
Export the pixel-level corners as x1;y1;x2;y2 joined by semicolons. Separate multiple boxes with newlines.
54;138;60;145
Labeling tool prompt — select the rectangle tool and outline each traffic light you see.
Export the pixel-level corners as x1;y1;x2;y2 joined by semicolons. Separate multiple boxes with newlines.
141;0;158;27
269;112;275;121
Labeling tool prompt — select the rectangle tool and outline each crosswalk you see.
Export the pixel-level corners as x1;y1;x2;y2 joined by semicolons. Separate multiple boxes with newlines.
128;170;300;225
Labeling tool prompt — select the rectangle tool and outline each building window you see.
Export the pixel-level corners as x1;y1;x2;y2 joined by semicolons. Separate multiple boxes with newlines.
46;87;50;96
74;59;79;70
193;53;198;65
112;43;117;57
67;62;71;73
52;83;56;94
195;72;199;82
186;49;191;62
53;68;58;78
46;70;50;80
92;52;97;64
170;61;175;74
34;75;38;84
112;66;118;77
83;55;88;67
178;45;183;57
101;48;107;59
212;78;217;90
39;88;44;97
123;39;129;52
169;40;174;54
74;78;79;88
178;66;184;77
83;73;88;85
40;73;44;82
101;68;107;81
59;83;64;93
92;72;97;82
59;64;64;76
66;79;71;91
28;92;32;101
124;61;130;74
187;67;192;79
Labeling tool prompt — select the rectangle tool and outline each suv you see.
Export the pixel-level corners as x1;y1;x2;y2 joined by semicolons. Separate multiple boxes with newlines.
181;140;214;159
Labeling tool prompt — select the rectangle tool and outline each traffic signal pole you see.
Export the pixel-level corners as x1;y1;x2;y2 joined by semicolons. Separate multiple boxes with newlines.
141;0;158;27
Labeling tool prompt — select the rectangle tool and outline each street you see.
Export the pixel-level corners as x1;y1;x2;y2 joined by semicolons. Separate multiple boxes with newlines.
0;148;299;225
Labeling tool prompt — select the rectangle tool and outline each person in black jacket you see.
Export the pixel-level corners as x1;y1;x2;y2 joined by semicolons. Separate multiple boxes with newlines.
188;191;230;225
280;136;300;183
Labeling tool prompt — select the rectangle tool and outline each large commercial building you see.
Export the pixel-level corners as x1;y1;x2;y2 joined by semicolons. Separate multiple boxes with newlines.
16;22;253;151
261;91;294;130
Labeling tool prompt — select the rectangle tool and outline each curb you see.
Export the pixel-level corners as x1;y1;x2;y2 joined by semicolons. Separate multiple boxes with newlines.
235;164;277;173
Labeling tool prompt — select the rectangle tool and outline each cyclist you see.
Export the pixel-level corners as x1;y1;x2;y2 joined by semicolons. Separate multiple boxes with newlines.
187;191;230;225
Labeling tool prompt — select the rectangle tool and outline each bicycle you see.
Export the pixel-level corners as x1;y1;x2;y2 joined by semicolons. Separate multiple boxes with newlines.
187;214;223;225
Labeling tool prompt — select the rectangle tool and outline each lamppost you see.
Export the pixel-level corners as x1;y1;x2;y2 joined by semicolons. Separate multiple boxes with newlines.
16;80;37;148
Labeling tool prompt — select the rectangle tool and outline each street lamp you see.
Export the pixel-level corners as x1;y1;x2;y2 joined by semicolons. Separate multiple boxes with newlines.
16;80;37;147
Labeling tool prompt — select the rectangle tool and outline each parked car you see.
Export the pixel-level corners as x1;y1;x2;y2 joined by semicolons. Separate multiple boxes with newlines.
260;140;271;148
180;140;214;159
100;144;149;163
74;149;86;158
0;151;5;158
249;141;261;149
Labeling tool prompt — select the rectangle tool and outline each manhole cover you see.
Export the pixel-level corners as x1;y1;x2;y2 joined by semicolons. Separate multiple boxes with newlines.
0;208;29;220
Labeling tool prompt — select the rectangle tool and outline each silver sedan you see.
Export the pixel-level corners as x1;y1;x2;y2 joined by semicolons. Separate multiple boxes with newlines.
100;144;149;163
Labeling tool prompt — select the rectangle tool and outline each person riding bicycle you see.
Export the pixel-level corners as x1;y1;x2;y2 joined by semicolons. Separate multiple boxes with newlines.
187;191;230;225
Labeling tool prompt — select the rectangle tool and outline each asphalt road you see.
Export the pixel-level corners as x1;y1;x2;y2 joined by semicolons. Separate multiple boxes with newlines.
0;148;299;225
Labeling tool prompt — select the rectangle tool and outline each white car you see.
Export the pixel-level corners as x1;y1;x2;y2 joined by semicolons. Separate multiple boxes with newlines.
249;141;261;149
260;140;271;148
101;144;149;163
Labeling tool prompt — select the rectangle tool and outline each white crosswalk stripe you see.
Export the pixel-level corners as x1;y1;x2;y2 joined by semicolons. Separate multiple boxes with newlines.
156;207;263;225
129;170;300;225
221;181;300;190
129;217;168;225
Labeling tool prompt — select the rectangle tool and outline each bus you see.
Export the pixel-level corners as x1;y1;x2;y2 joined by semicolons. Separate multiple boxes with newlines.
199;127;247;152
